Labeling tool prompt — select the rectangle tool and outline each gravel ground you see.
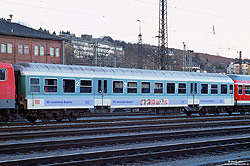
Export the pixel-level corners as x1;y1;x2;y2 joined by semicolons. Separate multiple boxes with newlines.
146;151;250;166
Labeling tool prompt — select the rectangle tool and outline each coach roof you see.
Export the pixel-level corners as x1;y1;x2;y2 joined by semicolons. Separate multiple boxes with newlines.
13;63;233;82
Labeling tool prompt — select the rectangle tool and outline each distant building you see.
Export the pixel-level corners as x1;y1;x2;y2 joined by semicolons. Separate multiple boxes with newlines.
0;18;64;64
232;59;250;75
227;62;234;74
60;32;125;67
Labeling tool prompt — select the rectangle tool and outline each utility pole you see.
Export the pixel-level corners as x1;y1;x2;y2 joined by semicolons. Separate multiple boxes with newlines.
239;51;242;74
158;0;168;70
137;20;143;69
183;42;186;71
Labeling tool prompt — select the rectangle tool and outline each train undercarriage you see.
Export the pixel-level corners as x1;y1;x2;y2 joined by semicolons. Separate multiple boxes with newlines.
1;105;250;123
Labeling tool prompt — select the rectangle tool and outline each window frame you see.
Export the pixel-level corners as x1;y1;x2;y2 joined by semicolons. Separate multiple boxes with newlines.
238;84;243;95
221;84;228;95
127;81;137;94
40;46;45;56
29;77;40;93
80;79;92;94
211;83;218;95
167;82;175;94
113;80;123;94
229;84;234;94
44;78;58;93
50;47;54;57
178;83;186;94
18;44;23;54
1;42;6;53
34;45;39;56
55;48;60;57
201;83;208;94
7;43;13;54
63;79;76;94
154;82;163;94
245;84;250;95
141;82;151;94
24;44;29;55
0;68;7;81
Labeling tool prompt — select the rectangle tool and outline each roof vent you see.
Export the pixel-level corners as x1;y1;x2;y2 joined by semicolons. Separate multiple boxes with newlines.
7;14;13;23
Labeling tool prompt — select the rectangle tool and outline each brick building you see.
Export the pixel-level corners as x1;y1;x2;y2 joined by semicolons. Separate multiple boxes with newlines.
0;18;64;64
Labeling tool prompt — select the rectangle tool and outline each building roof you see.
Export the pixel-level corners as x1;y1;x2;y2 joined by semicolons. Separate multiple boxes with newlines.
13;63;233;83
0;18;63;41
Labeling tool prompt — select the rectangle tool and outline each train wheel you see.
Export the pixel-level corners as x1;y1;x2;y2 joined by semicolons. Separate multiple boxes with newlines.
27;116;37;123
68;116;77;122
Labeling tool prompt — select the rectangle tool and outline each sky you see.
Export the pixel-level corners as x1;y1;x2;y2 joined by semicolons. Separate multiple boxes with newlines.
0;0;250;59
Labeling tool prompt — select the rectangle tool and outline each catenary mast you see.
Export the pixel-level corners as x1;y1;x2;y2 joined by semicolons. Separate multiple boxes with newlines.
158;0;168;70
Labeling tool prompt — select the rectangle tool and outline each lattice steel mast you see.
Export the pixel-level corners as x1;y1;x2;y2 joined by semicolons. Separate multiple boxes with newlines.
158;0;168;70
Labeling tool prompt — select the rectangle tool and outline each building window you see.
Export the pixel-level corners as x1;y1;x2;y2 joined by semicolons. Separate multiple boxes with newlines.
44;79;57;93
50;47;54;57
238;85;243;95
40;46;45;56
30;78;40;93
154;83;163;94
141;82;150;93
18;44;23;54
63;79;75;93
245;85;250;95
201;84;208;94
0;69;6;81
80;80;92;93
113;81;123;93
178;83;186;94
7;43;12;54
221;84;227;94
211;84;218;94
1;43;6;53
24;45;29;55
34;45;39;56
127;82;137;93
55;48;59;57
167;83;175;94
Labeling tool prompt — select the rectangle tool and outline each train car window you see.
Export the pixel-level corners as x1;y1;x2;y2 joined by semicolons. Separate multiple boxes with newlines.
178;83;186;94
104;80;107;93
221;84;227;94
30;78;40;93
63;79;75;93
0;68;6;81
238;85;243;95
141;82;150;93
229;85;234;94
44;79;57;93
154;83;163;94
113;81;123;93
127;82;137;93
245;85;250;95
80;80;92;93
211;84;218;94
201;84;208;94
167;83;175;94
98;80;102;93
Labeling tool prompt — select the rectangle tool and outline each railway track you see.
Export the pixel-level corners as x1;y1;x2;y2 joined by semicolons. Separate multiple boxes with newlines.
1;115;250;132
0;126;250;155
1;115;250;165
1;119;250;141
1;136;250;166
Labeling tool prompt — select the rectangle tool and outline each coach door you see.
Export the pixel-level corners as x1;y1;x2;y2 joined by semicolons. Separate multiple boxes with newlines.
94;79;111;107
189;82;199;106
